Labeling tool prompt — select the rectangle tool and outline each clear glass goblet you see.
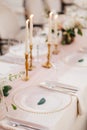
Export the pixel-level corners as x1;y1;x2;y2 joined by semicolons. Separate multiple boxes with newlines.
52;62;59;82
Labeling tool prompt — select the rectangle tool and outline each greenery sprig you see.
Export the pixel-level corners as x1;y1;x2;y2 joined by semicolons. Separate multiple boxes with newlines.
3;85;12;97
0;71;25;110
61;27;83;45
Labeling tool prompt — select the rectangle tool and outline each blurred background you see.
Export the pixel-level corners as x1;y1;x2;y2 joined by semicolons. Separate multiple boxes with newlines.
0;0;87;55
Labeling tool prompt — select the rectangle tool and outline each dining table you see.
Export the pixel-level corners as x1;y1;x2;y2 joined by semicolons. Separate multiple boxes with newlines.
0;24;87;130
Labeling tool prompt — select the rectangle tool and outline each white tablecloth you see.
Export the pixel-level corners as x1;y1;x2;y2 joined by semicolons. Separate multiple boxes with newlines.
0;29;87;130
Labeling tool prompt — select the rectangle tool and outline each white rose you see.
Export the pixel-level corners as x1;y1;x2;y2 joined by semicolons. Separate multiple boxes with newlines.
63;18;75;30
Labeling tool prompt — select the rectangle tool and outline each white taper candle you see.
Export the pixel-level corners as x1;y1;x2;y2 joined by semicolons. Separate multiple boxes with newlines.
54;14;58;44
30;14;34;45
48;12;53;44
25;19;29;54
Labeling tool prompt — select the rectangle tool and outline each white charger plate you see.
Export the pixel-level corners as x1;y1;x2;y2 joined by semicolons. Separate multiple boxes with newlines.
63;53;87;67
12;86;71;114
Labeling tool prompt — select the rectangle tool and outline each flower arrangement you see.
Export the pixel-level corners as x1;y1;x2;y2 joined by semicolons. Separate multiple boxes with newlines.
57;16;84;45
74;0;87;9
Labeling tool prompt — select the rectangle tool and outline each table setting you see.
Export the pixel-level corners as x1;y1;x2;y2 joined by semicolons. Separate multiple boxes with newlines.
0;12;87;130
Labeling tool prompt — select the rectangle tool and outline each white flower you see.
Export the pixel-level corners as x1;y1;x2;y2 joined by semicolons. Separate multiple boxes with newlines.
74;0;87;9
63;18;75;30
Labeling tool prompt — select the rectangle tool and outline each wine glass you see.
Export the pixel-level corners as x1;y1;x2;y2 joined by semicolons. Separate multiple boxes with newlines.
33;33;47;63
52;62;60;82
33;36;42;63
51;54;61;82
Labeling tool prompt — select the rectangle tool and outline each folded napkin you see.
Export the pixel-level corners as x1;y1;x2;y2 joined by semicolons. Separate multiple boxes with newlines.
0;116;48;130
58;66;87;114
40;81;78;96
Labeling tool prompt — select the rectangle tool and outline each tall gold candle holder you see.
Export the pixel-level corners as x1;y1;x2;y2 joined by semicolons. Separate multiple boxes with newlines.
42;43;52;68
28;44;34;71
52;44;59;55
23;53;29;81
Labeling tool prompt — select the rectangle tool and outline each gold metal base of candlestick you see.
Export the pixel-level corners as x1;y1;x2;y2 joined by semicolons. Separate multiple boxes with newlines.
28;44;35;71
52;50;60;55
52;44;59;55
42;62;52;68
42;43;52;68
22;76;29;81
28;65;35;71
22;53;29;81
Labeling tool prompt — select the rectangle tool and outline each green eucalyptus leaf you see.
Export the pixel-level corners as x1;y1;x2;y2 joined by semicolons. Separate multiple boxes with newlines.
37;98;46;105
3;92;9;97
3;85;12;97
62;40;66;45
3;85;12;91
67;29;75;37
78;59;84;62
77;28;83;36
11;104;17;110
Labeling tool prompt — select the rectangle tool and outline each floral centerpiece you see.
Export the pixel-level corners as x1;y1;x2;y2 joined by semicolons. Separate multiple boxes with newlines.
57;16;84;45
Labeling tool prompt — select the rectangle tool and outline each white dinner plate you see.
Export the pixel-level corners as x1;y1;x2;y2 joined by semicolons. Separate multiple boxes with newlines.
63;53;87;67
12;86;71;114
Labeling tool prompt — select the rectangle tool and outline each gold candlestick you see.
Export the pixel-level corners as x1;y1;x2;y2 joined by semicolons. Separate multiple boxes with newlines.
42;43;52;68
22;53;29;81
28;44;34;71
52;44;59;55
